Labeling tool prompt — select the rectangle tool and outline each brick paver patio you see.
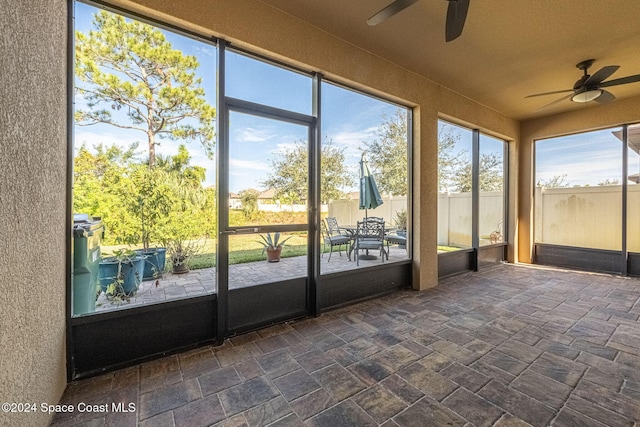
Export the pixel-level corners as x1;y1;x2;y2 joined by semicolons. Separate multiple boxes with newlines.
94;245;409;313
55;263;640;426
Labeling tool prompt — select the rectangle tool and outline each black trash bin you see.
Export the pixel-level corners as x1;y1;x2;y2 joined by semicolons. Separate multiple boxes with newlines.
72;214;103;315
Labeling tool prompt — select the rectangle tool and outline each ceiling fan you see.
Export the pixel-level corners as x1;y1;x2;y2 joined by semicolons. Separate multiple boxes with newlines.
527;59;640;110
367;0;470;42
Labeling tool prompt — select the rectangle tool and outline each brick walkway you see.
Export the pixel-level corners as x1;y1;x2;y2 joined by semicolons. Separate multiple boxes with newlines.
55;263;640;426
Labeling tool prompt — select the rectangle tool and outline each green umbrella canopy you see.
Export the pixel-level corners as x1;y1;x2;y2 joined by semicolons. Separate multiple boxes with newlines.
359;154;384;213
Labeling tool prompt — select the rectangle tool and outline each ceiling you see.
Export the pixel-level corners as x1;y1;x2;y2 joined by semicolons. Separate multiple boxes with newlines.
257;0;640;120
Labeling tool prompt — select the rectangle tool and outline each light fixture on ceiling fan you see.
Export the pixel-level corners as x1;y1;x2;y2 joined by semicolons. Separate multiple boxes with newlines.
527;59;640;110
367;0;470;42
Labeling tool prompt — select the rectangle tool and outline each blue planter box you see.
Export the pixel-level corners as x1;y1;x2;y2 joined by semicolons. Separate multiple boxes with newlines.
135;248;167;280
98;256;146;296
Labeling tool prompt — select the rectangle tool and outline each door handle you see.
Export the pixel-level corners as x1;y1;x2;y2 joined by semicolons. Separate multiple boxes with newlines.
220;227;261;235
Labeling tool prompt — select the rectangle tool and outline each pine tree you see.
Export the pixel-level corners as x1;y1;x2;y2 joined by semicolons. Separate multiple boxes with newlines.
75;10;215;168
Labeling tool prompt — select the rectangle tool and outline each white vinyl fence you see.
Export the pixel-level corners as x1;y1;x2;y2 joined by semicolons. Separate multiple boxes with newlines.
437;191;504;247
328;196;407;227
534;185;638;251
328;192;504;248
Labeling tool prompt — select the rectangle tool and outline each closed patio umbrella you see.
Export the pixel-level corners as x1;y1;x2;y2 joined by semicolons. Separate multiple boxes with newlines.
359;153;383;217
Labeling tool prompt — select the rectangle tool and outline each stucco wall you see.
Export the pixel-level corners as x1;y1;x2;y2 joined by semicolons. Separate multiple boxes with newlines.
519;95;640;263
0;2;68;426
107;0;520;289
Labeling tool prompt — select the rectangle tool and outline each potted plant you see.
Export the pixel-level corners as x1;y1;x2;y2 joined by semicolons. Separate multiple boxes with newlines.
257;232;292;263
158;204;204;274
165;238;202;274
394;208;407;237
98;249;146;299
131;166;171;280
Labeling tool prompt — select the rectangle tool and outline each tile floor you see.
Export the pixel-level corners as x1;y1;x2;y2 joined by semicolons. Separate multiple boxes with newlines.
54;263;640;426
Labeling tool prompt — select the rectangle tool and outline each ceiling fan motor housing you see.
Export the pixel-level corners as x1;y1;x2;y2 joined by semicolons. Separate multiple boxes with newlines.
573;76;589;91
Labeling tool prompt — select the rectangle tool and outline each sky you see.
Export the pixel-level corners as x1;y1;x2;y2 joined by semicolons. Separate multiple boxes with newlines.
439;119;635;189
73;2;402;193
75;2;638;197
535;127;637;187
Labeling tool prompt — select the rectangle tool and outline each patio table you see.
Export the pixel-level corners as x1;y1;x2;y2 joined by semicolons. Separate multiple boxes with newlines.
342;224;396;260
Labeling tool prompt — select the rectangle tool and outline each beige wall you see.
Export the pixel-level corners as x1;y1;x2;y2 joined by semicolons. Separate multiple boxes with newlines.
108;0;520;289
519;95;640;263
0;2;68;426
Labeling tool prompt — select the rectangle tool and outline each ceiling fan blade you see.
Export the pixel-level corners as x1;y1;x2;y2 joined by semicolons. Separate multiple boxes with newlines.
584;65;619;86
595;90;616;104
367;0;420;26
525;89;574;98
536;93;574;111
445;0;470;42
600;74;640;88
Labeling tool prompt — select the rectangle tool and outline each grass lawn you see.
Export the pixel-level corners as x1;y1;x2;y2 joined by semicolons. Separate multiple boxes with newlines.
101;233;309;270
103;237;460;269
189;234;308;269
437;245;464;252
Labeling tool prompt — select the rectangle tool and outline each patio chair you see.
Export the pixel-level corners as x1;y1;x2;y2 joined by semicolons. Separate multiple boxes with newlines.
363;216;384;225
321;219;352;262
325;217;353;238
385;232;407;253
354;219;388;266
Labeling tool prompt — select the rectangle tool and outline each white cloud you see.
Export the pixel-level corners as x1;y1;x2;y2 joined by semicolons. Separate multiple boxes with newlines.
323;127;379;163
275;142;300;153
229;158;271;172
535;130;627;186
329;127;377;147
235;127;275;143
537;152;622;186
74;129;144;155
193;45;215;57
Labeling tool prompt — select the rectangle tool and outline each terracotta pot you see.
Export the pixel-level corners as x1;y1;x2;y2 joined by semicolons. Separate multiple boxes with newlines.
172;256;190;274
266;247;282;263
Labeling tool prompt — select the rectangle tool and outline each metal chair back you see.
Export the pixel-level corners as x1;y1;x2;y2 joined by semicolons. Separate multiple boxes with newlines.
321;219;351;261
357;219;385;241
325;217;342;236
363;216;384;226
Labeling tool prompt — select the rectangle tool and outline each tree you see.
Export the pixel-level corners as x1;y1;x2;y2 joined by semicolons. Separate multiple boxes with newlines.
437;124;503;193
321;141;355;203
438;125;466;192
364;110;409;196
451;153;504;193
74;143;212;247
156;144;207;188
598;178;620;186
75;10;215;168
262;140;354;204
239;189;260;219
73;143;140;245
536;174;569;188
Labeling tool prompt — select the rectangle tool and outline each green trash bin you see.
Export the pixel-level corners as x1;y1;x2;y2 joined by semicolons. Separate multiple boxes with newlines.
72;214;103;315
